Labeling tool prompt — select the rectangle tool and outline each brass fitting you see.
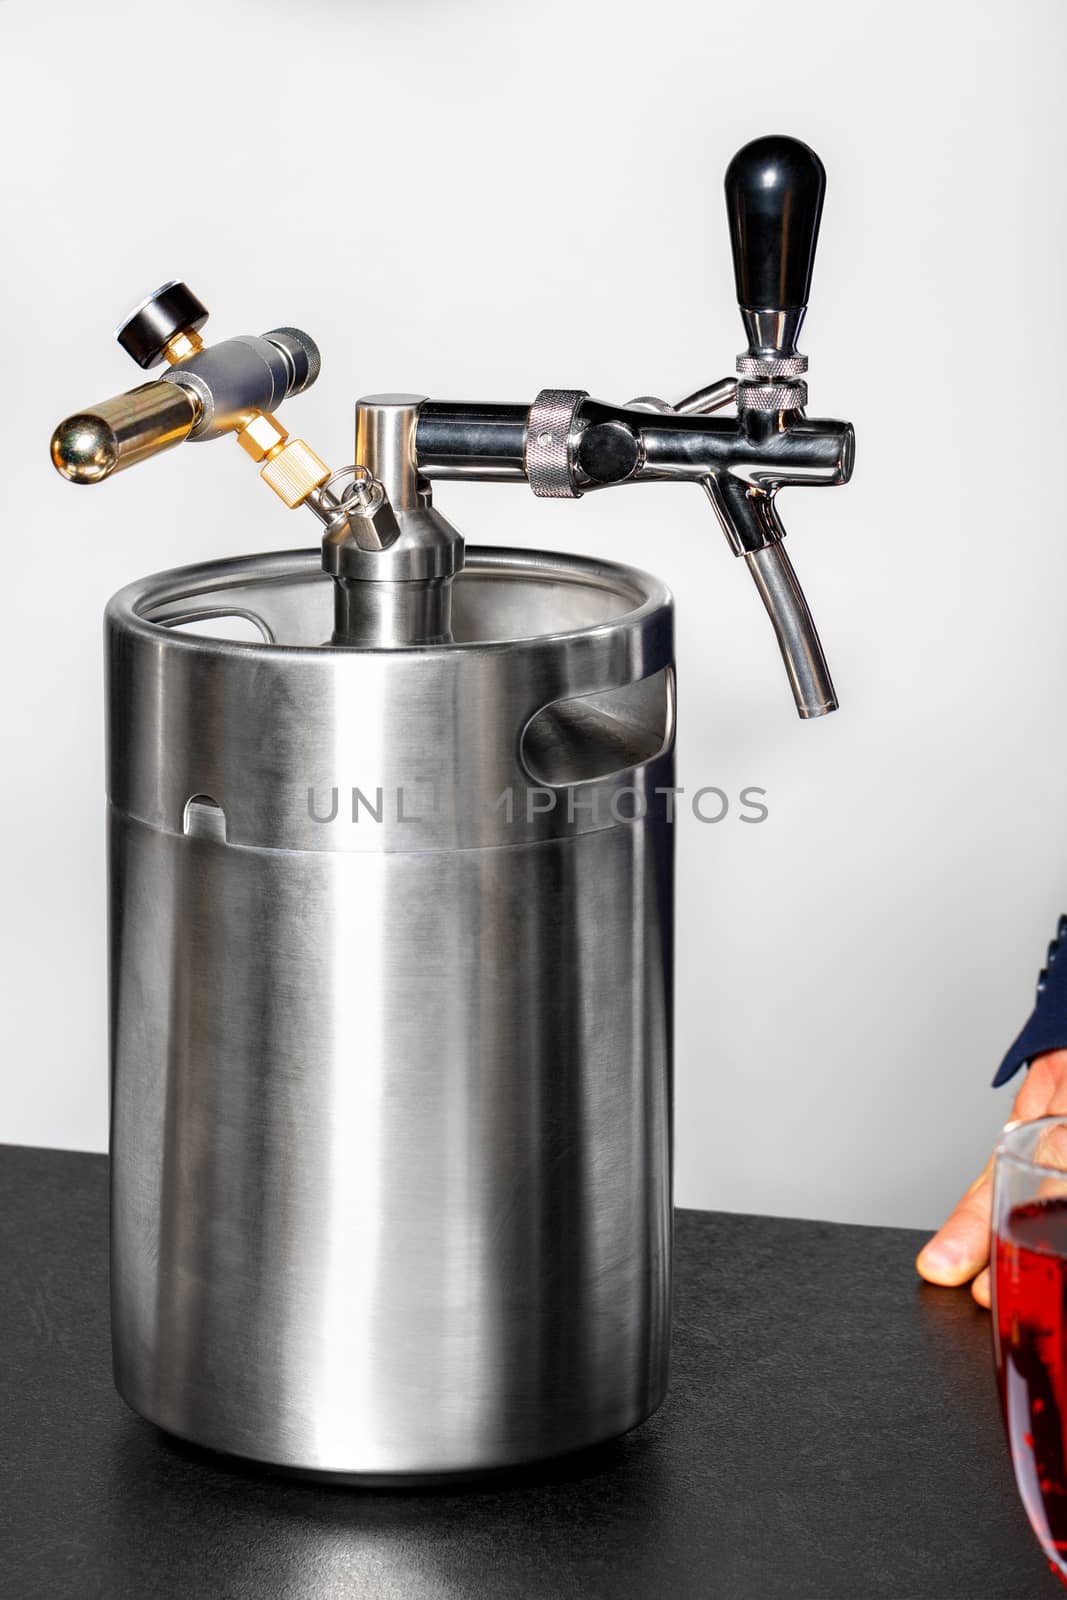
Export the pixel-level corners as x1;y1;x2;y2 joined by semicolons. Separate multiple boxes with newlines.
235;412;330;507
260;438;331;507
236;412;288;462
160;329;205;366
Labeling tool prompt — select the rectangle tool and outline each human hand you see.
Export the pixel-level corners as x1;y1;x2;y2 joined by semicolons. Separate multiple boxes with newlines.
916;1049;1067;1307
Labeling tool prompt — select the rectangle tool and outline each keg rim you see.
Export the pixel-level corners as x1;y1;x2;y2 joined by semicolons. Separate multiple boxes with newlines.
107;545;672;660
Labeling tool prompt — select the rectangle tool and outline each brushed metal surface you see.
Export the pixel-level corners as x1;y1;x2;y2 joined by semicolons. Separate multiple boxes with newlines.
107;547;675;1476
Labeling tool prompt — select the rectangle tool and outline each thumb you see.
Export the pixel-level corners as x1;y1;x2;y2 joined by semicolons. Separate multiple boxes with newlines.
916;1157;993;1287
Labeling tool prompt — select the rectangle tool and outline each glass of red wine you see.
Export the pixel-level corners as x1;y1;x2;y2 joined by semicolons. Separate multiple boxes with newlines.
993;1116;1067;1584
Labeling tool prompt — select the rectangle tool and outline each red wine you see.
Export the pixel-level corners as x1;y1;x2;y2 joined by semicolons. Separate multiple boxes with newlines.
995;1197;1067;1581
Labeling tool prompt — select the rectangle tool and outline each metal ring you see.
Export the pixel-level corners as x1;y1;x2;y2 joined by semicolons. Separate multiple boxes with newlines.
320;465;368;500
735;353;808;378
526;390;587;499
321;464;381;510
735;379;809;412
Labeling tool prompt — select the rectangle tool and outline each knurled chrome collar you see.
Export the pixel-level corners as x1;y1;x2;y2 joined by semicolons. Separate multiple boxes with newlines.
736;352;808;378
735;378;809;412
526;389;587;498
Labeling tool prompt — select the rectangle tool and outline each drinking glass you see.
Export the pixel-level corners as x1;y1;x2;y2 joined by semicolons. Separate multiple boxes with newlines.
993;1117;1067;1585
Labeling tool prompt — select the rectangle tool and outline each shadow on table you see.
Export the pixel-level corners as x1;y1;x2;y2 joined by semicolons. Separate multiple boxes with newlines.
97;1402;679;1600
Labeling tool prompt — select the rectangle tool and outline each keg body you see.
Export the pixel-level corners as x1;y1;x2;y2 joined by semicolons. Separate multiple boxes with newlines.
107;547;674;1476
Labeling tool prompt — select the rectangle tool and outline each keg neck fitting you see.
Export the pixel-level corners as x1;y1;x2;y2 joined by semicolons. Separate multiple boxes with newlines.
315;396;464;645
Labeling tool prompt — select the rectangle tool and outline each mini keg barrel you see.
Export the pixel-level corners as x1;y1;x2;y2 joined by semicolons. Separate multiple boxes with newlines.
107;545;675;1476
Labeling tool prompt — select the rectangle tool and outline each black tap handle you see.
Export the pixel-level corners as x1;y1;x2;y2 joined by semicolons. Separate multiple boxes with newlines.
724;135;826;315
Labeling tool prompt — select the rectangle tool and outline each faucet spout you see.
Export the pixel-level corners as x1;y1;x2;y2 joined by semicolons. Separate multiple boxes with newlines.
744;542;837;718
698;442;845;717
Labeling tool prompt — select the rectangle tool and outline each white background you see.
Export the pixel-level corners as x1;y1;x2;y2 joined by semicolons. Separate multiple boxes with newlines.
2;0;1065;1229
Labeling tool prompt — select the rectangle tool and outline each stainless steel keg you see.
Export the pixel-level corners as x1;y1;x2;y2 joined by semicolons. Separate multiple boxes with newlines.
107;545;675;1476
51;135;855;1479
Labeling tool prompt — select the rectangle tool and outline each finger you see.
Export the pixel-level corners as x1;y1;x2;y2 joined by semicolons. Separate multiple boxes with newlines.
918;1055;1067;1290
918;1052;1067;1292
1034;1121;1067;1169
916;1156;994;1286
954;1116;1067;1303
1015;1050;1067;1119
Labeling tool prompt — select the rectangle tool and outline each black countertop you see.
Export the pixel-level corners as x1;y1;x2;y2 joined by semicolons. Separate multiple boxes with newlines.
0;1144;1052;1599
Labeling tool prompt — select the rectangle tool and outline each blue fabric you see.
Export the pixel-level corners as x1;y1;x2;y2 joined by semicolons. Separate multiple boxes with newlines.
993;914;1067;1087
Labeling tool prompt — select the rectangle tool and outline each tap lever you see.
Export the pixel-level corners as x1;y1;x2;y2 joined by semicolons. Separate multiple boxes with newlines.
725;134;826;377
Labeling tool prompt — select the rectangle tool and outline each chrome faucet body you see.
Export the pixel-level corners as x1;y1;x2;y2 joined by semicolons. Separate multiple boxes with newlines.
413;390;852;717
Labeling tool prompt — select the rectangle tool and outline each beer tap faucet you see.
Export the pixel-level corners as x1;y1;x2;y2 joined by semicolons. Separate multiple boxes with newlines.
415;138;852;715
50;135;854;714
